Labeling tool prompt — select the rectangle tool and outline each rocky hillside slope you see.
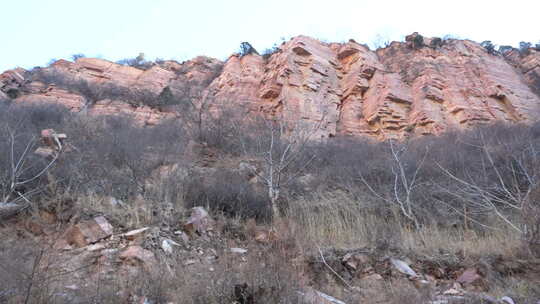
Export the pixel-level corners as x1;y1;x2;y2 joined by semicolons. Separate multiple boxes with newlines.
1;33;539;139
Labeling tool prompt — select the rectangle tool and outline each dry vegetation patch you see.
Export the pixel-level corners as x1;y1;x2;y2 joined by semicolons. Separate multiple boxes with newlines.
1;102;540;303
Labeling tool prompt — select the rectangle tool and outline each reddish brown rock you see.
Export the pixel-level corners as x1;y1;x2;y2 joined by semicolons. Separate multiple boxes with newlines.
41;129;56;147
119;245;157;268
62;216;113;248
376;38;540;138
24;218;45;235
4;34;540;139
208;35;540;139
254;36;342;138
62;57;143;87
516;49;540;96
88;99;166;126
0;68;27;98
40;129;66;150
207;53;265;117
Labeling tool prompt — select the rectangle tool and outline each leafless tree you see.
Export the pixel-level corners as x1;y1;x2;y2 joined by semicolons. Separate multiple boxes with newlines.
0;124;61;220
358;140;428;229
436;131;540;256
238;117;319;219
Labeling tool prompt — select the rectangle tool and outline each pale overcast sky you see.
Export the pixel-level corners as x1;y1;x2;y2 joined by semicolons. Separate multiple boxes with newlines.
1;0;538;72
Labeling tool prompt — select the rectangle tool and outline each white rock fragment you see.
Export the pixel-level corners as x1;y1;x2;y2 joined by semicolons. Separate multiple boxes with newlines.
122;227;150;240
64;284;79;290
299;288;347;304
500;296;515;304
161;239;180;254
230;247;248;254
442;288;461;296
86;243;106;251
390;258;418;277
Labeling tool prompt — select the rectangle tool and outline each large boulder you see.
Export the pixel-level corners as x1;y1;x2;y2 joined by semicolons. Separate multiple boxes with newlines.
61;216;113;248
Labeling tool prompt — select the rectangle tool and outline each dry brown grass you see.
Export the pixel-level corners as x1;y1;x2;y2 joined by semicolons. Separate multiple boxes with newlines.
286;191;522;258
74;189;186;230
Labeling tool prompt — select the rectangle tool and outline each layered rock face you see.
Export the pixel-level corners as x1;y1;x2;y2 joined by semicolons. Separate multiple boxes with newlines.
1;34;539;139
374;35;540;137
505;48;540;97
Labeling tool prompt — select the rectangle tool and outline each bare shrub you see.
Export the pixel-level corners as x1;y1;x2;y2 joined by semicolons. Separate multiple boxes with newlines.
116;52;154;70
360;140;429;229
499;45;514;54
70;53;85;61
436;124;540;238
0;104;70;219
184;169;270;221
307;138;433;228
520;41;532;55
239;42;259;57
262;45;280;61
300;122;540;238
481;40;497;54
0;103;187;226
430;37;443;48
60;115;186;198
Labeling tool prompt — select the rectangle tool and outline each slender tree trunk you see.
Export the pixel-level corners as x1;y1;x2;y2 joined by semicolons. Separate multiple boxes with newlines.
269;187;280;219
197;111;203;142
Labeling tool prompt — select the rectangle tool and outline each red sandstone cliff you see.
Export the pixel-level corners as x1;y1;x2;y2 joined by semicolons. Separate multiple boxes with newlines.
1;33;539;139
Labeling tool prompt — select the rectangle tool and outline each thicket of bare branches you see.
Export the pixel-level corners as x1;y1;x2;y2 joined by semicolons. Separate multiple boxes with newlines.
0;103;187;225
0;104;69;219
305;123;540;255
236;117;319;219
1;98;539;253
